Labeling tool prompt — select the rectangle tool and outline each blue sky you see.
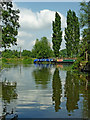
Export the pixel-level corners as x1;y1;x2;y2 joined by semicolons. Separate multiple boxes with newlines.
15;2;80;14
11;2;82;51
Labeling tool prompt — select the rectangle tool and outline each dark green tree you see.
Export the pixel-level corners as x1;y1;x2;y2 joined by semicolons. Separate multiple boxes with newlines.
32;37;53;58
52;12;62;57
64;10;80;57
2;49;19;58
22;50;32;57
79;1;90;62
1;2;20;48
59;49;67;58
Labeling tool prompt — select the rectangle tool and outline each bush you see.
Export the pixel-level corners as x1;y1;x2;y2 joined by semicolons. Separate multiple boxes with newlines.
23;57;33;64
2;58;8;63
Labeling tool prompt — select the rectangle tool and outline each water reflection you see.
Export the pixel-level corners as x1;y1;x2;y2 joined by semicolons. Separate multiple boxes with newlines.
2;78;17;103
87;74;90;118
0;64;90;118
52;68;62;112
33;64;51;89
65;71;90;118
0;78;18;119
65;71;79;113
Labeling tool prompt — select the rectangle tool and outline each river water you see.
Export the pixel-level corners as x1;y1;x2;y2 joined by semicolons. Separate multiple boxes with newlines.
0;64;90;119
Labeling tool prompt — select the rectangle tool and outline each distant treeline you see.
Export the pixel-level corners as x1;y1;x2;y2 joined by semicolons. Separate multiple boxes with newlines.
1;48;67;59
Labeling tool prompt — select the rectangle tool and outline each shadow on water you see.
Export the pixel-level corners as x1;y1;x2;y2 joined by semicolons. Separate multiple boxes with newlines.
65;71;80;113
52;68;62;112
64;71;90;118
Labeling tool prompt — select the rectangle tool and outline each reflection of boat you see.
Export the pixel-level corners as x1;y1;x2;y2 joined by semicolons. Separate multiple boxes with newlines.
34;63;53;68
57;64;63;68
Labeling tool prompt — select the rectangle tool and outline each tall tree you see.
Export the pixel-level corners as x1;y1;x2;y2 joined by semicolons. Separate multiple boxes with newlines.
64;9;80;57
1;2;20;48
52;12;62;57
79;1;90;61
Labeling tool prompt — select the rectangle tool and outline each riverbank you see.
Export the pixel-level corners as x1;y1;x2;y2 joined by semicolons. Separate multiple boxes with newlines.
1;57;90;72
0;57;35;69
72;59;90;72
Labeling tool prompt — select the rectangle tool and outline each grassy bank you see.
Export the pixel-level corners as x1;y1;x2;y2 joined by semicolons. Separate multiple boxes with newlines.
2;57;35;64
0;57;35;69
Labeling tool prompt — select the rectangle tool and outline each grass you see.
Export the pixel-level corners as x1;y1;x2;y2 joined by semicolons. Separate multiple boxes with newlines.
0;57;35;69
2;57;34;64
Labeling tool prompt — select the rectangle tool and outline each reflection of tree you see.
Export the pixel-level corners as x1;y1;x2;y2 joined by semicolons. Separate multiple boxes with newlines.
87;75;90;119
2;80;17;103
32;67;51;89
52;68;62;112
1;79;17;116
65;71;79;112
83;75;90;119
65;72;90;118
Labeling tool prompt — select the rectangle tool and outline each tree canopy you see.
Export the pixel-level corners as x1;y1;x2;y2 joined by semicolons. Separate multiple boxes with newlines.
32;37;53;58
1;2;20;48
79;1;90;61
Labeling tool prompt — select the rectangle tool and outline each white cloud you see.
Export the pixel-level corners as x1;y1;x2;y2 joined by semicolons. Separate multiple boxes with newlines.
18;31;34;38
17;38;25;46
61;31;66;50
19;8;66;30
12;3;66;50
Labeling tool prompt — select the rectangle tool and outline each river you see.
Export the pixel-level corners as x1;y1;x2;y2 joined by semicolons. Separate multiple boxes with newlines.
0;64;90;119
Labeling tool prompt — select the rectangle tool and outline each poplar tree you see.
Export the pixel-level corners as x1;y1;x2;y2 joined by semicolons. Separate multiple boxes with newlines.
64;9;80;57
52;12;62;57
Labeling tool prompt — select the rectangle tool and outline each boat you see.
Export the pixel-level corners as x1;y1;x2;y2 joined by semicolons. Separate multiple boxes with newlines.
34;58;76;64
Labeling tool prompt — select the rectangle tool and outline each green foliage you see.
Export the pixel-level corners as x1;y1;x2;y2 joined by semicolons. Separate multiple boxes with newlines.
59;49;67;58
52;12;62;57
2;49;19;58
2;58;8;63
22;57;33;64
2;57;34;65
79;1;89;28
64;9;80;58
22;50;32;57
79;1;90;61
72;58;81;70
1;2;20;48
32;37;53;58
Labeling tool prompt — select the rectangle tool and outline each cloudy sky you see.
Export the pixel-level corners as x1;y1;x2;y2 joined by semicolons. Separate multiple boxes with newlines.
11;2;82;51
